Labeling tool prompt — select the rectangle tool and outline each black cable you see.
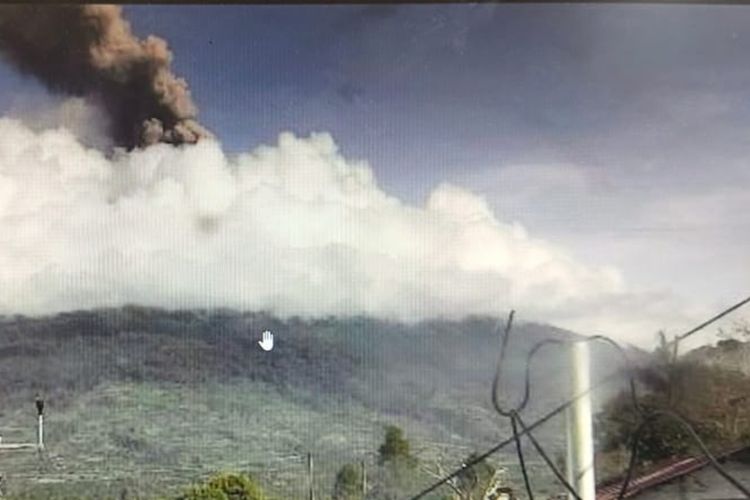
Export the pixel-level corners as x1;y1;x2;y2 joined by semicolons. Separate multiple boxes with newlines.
513;335;639;500
516;338;567;414
617;410;750;499
409;296;750;500
458;461;478;499
617;416;642;500
493;312;584;500
491;313;640;500
519;335;642;416
510;412;535;500
491;310;517;417
493;327;641;421
493;311;537;499
492;313;596;500
676;295;750;342
513;411;582;500
407;382;599;500
669;294;750;359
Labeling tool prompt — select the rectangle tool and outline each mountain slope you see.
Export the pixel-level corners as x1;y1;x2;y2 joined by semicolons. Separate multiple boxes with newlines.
0;307;631;498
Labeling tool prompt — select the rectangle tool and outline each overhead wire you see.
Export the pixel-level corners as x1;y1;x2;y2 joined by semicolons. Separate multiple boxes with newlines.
490;309;643;500
407;294;750;500
407;379;601;499
510;412;535;500
491;310;537;500
512;411;581;500
500;311;750;500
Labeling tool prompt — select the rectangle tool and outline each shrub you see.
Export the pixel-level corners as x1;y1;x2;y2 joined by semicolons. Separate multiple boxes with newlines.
333;463;364;500
178;473;265;500
598;354;750;465
378;426;413;466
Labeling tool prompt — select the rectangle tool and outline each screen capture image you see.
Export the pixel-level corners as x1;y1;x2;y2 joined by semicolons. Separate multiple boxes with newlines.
0;3;749;500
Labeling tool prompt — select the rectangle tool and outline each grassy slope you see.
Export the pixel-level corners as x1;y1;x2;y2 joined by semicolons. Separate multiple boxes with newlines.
0;307;629;499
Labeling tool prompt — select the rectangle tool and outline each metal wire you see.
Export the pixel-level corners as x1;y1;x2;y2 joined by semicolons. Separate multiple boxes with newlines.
510;412;535;500
407;381;599;499
491;310;517;417
408;295;750;500
491;315;638;500
676;295;750;343
493;322;642;421
502;329;748;500
513;411;581;500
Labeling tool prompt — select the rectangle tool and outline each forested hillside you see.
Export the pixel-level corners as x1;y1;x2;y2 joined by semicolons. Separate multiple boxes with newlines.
0;306;630;499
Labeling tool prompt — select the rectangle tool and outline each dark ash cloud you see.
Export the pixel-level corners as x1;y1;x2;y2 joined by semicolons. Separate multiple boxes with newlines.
0;4;210;149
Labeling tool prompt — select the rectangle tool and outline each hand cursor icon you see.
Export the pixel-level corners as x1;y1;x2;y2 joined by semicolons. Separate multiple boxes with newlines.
259;330;274;351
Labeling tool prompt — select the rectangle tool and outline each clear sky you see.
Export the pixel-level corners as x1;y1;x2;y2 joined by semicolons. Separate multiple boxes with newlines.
0;4;748;343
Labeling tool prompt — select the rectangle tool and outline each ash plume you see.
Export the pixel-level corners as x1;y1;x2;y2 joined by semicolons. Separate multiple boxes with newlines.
0;4;210;149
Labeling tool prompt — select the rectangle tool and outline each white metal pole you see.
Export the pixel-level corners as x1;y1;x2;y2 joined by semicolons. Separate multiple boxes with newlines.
565;407;576;500
361;459;367;496
37;414;44;450
307;452;314;500
569;341;596;500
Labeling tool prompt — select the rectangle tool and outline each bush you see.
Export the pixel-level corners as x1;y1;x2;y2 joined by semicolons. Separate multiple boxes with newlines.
378;426;413;466
597;354;750;465
333;463;364;500
178;473;265;500
372;426;421;499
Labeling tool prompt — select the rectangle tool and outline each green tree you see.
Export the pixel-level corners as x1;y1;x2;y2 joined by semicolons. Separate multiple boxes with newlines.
375;425;418;499
378;426;414;466
178;473;265;500
597;339;750;469
333;463;364;500
597;395;691;463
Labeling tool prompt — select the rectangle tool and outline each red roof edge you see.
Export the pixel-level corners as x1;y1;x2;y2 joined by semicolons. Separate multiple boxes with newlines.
596;445;749;500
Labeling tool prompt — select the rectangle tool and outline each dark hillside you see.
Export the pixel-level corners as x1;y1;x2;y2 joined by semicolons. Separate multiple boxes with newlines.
0;307;632;498
0;307;576;406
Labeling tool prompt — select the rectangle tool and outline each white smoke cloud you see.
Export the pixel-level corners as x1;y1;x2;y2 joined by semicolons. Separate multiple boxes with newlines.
0;118;697;344
7;96;113;150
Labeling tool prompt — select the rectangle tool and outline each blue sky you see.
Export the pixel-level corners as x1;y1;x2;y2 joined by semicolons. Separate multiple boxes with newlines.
111;4;750;194
0;4;748;337
125;4;750;309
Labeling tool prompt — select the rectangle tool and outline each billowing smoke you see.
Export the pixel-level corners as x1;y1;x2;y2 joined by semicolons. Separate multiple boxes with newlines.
0;5;210;149
0;118;699;344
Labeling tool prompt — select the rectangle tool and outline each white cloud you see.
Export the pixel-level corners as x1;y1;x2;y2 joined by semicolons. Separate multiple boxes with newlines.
0;119;700;345
461;159;750;348
6;96;113;151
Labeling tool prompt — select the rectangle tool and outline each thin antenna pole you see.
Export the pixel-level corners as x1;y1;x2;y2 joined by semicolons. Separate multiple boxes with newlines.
361;459;367;497
35;395;44;450
307;452;315;500
568;341;596;500
37;414;44;450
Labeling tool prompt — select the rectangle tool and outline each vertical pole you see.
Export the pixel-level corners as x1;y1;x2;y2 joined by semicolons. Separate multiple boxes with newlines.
361;459;367;497
568;341;596;500
565;407;575;500
35;396;44;450
307;452;315;500
37;414;44;450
